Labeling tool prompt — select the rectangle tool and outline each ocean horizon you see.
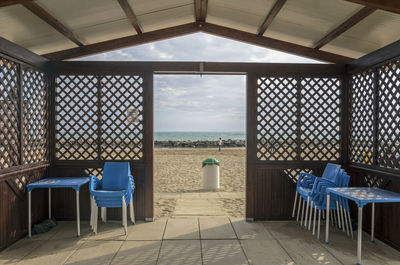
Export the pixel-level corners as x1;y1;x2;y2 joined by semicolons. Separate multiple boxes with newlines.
154;131;245;141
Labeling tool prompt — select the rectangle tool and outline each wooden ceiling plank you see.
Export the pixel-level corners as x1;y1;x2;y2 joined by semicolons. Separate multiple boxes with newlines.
345;0;400;14
117;0;143;34
200;23;353;63
43;23;201;60
22;1;85;46
313;6;376;49
0;0;32;7
258;0;287;36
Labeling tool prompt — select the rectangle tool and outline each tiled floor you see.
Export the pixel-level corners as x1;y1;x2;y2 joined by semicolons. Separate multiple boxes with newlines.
1;218;400;265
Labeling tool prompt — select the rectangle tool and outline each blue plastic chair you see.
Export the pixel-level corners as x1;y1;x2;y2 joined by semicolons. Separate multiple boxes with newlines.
89;162;135;235
292;163;342;227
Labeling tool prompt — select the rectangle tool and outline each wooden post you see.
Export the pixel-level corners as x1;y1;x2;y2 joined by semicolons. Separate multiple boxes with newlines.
143;71;154;221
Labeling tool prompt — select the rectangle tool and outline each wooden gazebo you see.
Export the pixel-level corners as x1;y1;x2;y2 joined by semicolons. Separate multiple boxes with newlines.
0;0;399;253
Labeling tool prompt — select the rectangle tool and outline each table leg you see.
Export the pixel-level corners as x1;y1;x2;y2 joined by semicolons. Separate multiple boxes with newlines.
48;188;51;219
371;203;375;242
76;190;80;237
28;191;32;238
325;194;330;244
357;207;363;265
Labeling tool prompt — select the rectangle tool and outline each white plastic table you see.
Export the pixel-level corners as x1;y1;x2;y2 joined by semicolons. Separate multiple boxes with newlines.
27;177;90;238
325;187;400;265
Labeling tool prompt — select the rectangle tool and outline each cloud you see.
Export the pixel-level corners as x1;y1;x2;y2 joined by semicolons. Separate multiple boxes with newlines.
77;32;323;131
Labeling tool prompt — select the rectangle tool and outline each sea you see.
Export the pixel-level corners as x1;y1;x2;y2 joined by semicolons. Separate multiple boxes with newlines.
154;131;245;141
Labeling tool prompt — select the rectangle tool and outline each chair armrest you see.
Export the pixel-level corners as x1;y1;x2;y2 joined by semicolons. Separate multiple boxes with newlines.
297;172;316;188
89;175;102;194
311;178;337;201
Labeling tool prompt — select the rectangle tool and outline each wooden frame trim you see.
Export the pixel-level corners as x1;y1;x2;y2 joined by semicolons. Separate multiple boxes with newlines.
345;0;400;14
313;6;376;49
43;23;200;60
22;1;85;46
201;23;353;63
195;0;208;22
117;0;143;34
0;0;32;7
258;0;286;36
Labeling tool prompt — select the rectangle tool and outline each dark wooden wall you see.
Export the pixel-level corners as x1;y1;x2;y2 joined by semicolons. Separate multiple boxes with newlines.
0;38;50;251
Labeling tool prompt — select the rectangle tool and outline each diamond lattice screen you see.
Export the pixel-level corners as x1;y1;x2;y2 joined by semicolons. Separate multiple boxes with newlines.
55;74;144;161
257;77;298;160
55;75;99;160
0;57;20;169
300;78;341;161
22;67;48;164
377;59;400;169
349;70;375;165
256;76;342;161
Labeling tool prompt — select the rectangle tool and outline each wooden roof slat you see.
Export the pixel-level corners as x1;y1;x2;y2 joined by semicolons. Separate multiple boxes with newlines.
43;23;200;60
313;6;376;50
117;0;143;34
195;0;207;22
0;0;32;7
201;23;353;64
22;1;85;46
258;0;287;36
345;0;400;14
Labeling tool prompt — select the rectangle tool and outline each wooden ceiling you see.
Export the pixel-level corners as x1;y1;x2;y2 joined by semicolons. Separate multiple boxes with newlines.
0;0;399;63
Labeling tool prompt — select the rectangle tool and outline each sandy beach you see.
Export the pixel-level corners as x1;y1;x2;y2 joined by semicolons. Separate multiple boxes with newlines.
154;147;245;218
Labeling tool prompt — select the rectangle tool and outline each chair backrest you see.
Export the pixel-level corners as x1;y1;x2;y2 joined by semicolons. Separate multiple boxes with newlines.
321;163;341;183
102;162;131;191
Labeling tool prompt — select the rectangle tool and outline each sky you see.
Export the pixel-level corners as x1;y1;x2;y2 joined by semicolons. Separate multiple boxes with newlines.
79;32;321;132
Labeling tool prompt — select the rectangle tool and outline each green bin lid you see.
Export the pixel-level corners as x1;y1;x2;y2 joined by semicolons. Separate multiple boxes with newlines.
202;158;220;167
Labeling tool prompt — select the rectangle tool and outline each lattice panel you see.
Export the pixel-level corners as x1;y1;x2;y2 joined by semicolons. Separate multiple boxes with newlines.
377;60;400;169
363;174;390;189
55;75;99;160
22;68;48;164
84;167;103;179
300;78;341;161
349;71;375;165
282;168;314;183
0;57;20;169
257;77;298;160
101;75;144;160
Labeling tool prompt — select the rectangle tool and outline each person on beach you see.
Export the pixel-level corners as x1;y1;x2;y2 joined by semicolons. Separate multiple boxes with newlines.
218;137;222;152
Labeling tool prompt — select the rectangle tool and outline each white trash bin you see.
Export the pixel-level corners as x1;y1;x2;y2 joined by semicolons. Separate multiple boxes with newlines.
202;158;220;190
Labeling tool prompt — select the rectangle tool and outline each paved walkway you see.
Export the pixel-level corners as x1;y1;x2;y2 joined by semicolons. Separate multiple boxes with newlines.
2;218;400;265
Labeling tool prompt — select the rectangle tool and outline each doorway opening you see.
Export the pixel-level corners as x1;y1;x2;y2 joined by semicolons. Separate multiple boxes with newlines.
153;74;246;218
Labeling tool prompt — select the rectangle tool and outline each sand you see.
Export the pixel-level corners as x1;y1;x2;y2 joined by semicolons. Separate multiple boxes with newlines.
154;147;245;218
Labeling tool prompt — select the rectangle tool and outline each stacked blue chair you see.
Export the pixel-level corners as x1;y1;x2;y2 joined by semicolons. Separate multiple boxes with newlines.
292;163;341;228
308;170;352;239
89;162;135;235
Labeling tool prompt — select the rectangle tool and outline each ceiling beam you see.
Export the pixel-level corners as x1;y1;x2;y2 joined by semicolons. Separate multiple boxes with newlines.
22;2;85;46
200;23;353;63
313;6;376;49
345;0;400;14
117;0;143;34
43;23;200;60
195;0;208;22
0;0;33;7
258;0;286;36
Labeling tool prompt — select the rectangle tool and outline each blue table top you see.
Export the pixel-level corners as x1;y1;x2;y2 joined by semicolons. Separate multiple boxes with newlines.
27;177;90;192
327;187;400;208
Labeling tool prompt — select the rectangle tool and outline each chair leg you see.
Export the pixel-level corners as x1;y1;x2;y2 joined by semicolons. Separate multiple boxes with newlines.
312;207;317;235
300;199;305;226
342;205;350;236
90;196;93;229
101;207;107;223
304;197;310;228
129;199;135;224
340;204;346;233
94;206;98;234
308;201;313;230
292;192;298;218
347;211;354;240
317;209;321;240
322;209;325;220
122;196;127;235
296;197;302;222
336;201;342;229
